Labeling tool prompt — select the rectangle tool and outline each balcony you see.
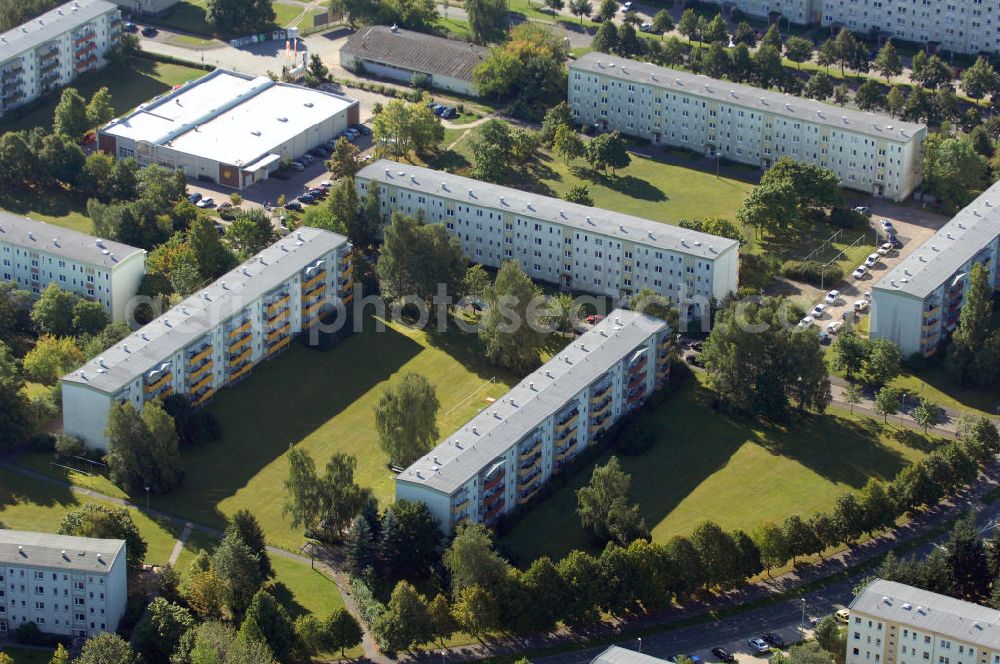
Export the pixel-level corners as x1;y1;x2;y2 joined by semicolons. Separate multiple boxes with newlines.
74;31;96;46
268;335;292;356
518;457;540;478
518;484;541;505
229;344;253;366
189;373;213;394
303;270;326;292
554;425;577;447
484;502;505;523
629;356;648;373
228;319;252;339
192;388;215;408
555;441;577;462
627;388;646;405
483;490;504;510
342;291;354;306
555;410;579;432
590;399;611;421
303;299;323;319
266;295;290;316
38;59;60;75
229;363;253;383
267;323;290;343
519;466;541;487
518;440;541;460
452;498;470;513
145;372;172;394
2;66;24;81
590;384;611;403
483;470;505;492
188;345;212;366
189;359;214;382
340;262;354;280
229;333;252;354
75;55;97;72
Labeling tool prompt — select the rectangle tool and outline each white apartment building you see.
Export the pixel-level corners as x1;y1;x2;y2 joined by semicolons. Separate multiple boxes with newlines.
848;579;1000;664
0;529;127;640
396;310;671;532
61;228;353;449
871;181;1000;357
355;161;739;311
0;212;145;323
568;52;927;202
0;0;122;118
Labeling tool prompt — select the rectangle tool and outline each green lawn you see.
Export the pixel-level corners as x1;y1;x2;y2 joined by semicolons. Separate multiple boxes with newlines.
135;315;515;551
0;188;93;234
274;2;307;26
1;647;55;664
499;374;935;564
147;0;214;36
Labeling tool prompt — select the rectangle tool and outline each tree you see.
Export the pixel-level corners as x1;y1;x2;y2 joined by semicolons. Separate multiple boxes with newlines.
874;386;902;423
563;184;594;206
30;283;78;336
307;53;329;82
677;8;699;41
225;509;274;580
760;23;782;50
698;42;729;79
48;644;70;664
59;503;147;570
132;597;196;663
239;589;296;660
854;79;883;111
427;594;458;647
225;208;276;257
830;28;859;76
22;335;83;385
782;514;821;564
105;400;183;493
784;36;813;69
443;524;510;597
374;372;440;467
859;478;896;536
556;550;602;624
817;37;842;70
282;448;371;543
479;260;545;374
948;263;1000;386
53;88;90;141
831;330;867;379
474;22;567;117
886;85;906;117
377;212;466;304
690;521;743;589
873;40;902;82
326;137;361;179
283;447;323;538
470;118;515;182
701;14;727;44
184;621;277;664
206;0;276;35
946;512;990;600
803;71;834;100
957;414;1000;466
592;21;618;54
540;103;574;145
833;492;866;545
189;217;236;279
86;87;114;127
917;54;952;89
752;44;784;88
651;9;672;36
344;515;377;577
327;607;364;656
553;123;585;164
372;98;444;158
962;56;999;101
372;581;434;653
379;499;443;582
597;0;616;20
833;83;850;106
923;133;988;211
75;633;136;664
843;382;863;415
212;532;264;619
861;337;902;389
570;0;592;23
451;584;497;638
183;570;226;619
912;397;943;433
585;131;630;174
752;522;789;575
576;456;648;546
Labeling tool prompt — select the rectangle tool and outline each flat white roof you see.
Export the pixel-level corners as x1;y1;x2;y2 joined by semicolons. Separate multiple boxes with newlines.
102;69;356;166
0;529;125;573
0;0;118;64
0;211;143;268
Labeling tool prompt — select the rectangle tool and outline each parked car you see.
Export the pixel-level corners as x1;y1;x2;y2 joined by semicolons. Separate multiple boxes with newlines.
878;242;894;256
852;265;868;279
863;291;872;300
217;202;233;211
299;193;315;204
690;341;703;352
590;12;604;21
141;26;158;37
711;648;736;663
585;314;605;325
835;609;850;624
318;180;332;189
213;222;225;236
853;205;870;216
308;188;326;198
810;303;826;318
299;154;315;164
195;197;214;208
124;21;138;32
854;300;870;312
818;330;830;344
864;252;880;268
826;321;843;334
824;289;840;304
352;123;372;136
890;235;904;249
763;633;786;648
797;316;814;328
747;638;771;654
879;218;895;233
284;201;303;211
685;354;702;367
187;192;202;204
640;22;653;32
440;107;458;119
289;161;305;172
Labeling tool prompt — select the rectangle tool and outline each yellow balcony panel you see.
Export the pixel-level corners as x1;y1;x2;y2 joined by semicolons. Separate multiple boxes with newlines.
303;300;323;317
192;388;215;407
228;320;251;339
228;334;252;354
268;335;291;355
555;413;579;433
228;347;252;368
267;308;290;327
518;441;541;459
590;388;611;404
189;359;214;381
342;292;354;306
267;324;290;343
518;459;540;478
555;427;577;447
303;271;326;291
452;498;470;513
518;487;540;505
229;363;253;383
190;374;213;394
555;443;577;462
591;402;611;420
266;295;290;315
188;346;212;366
145;373;172;393
341;262;354;277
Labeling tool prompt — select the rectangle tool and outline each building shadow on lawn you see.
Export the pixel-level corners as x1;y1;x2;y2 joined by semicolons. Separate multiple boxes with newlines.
570;167;666;202
891;427;946;453
0;186;88;222
0;468;76;512
422;314;521;385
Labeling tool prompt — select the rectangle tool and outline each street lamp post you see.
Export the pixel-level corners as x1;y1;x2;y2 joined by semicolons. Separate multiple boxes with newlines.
800;598;806;627
638;638;642;653
144;486;150;511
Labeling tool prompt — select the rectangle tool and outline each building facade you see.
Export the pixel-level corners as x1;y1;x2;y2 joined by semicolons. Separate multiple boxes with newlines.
0;212;145;322
355;161;739;309
0;529;127;640
396;310;671;533
62;228;353;449
99;69;359;190
340;26;488;97
848;579;1000;664
871;181;1000;357
568;53;926;202
0;0;122;118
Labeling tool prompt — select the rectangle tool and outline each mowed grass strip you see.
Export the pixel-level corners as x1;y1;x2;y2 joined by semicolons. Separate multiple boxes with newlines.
149;315;515;551
500;374;934;564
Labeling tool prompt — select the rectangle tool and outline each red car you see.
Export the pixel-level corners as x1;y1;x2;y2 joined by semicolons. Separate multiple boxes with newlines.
585;314;605;325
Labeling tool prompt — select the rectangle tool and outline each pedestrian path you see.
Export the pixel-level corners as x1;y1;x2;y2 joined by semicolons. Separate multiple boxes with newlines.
167;522;192;567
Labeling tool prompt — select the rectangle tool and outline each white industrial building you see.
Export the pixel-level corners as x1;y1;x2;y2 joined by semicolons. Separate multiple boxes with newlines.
0;0;122;118
355;160;739;311
0;212;145;323
340;26;488;97
568;52;926;202
871;181;1000;357
848;579;1000;664
98;69;359;190
61;228;353;449
0;529;127;640
117;0;182;14
396;310;671;532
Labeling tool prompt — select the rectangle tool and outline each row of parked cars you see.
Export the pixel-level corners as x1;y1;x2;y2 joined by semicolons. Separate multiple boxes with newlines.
427;101;459;119
283;180;334;211
707;633;786;662
289;125;372;172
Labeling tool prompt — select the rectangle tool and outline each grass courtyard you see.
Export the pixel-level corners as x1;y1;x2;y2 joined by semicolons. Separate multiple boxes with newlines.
499;373;936;564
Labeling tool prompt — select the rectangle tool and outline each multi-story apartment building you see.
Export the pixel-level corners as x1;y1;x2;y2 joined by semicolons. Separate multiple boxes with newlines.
0;212;145;322
848;579;1000;664
0;529;127;640
568;52;927;202
871;181;1000;357
355;161;739;311
0;0;122;118
61;228;353;449
395;310;671;532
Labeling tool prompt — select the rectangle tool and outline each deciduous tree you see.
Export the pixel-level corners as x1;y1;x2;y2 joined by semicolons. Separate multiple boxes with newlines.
576;456;648;546
59;504;147;570
479;260;545;374
374;373;440;467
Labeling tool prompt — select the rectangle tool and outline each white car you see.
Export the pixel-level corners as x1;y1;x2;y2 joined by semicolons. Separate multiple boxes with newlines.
852;265;868;279
864;291;872;300
811;303;826;318
854;300;870;312
824;290;840;304
748;638;771;654
289;161;305;172
640;22;652;32
827;321;844;334
879;218;894;233
878;242;894;256
195;197;214;208
864;252;880;268
797;316;815;328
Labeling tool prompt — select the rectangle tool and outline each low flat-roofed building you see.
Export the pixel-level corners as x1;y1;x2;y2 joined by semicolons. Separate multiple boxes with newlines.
340;25;488;97
0;213;145;322
61;228;353;449
99;69;359;189
0;529;127;640
871;182;1000;357
0;0;122;118
396;310;671;532
591;647;671;664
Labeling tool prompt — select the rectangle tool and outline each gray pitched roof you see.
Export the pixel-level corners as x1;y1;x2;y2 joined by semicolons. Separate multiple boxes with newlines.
0;212;144;269
62;227;349;395
0;0;118;64
0;529;125;573
342;26;488;83
357;160;740;260
571;52;926;143
873;180;1000;300
396;310;668;495
851;579;1000;647
592;647;671;664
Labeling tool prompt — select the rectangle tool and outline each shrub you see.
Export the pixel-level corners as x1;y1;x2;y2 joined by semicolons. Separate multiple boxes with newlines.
780;260;845;287
14;621;47;645
348;576;385;628
28;433;55;454
410;72;431;89
54;434;85;460
613;415;656;455
828;207;869;229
